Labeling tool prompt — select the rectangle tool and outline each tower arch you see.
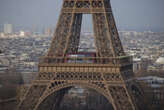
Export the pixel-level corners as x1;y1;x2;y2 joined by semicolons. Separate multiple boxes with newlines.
35;82;114;110
18;0;137;110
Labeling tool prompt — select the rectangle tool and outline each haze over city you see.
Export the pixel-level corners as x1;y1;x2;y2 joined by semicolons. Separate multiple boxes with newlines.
0;0;164;32
1;0;164;110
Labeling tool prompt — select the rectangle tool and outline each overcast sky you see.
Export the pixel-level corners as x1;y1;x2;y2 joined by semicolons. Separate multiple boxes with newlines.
0;0;164;31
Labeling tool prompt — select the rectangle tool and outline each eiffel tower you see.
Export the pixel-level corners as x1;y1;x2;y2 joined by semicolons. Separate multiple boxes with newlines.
18;0;141;110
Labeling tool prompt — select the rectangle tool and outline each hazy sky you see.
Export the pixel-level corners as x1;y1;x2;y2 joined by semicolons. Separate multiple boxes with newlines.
0;0;164;31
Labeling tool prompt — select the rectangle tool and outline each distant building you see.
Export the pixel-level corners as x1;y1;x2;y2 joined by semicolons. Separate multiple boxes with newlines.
0;55;10;73
0;32;5;38
137;76;164;110
44;28;52;36
147;57;164;71
156;57;164;65
19;30;25;37
4;23;13;34
133;58;150;72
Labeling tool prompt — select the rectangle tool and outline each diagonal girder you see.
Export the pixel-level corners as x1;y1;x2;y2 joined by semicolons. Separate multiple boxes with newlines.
18;0;139;110
47;0;124;57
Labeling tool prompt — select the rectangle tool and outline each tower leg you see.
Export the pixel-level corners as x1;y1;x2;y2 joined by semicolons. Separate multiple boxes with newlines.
64;13;82;54
48;12;73;56
92;13;114;57
107;85;136;110
18;85;47;110
37;88;70;110
48;12;82;56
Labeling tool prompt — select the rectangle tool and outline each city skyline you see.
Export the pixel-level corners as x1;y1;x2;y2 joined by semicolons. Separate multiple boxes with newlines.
0;0;164;32
1;0;164;109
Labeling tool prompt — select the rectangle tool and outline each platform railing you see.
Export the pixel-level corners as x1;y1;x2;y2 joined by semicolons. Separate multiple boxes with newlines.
39;56;133;66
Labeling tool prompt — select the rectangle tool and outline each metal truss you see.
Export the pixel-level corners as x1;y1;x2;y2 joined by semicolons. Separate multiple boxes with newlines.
17;0;144;110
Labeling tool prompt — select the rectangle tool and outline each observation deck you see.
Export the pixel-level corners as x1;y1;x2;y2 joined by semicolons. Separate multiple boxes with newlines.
39;56;132;66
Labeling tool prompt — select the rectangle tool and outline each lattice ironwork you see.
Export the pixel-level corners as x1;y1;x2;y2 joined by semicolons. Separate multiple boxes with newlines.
17;0;142;110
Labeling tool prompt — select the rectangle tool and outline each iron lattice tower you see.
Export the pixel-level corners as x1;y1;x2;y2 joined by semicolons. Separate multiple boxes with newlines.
18;0;142;110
